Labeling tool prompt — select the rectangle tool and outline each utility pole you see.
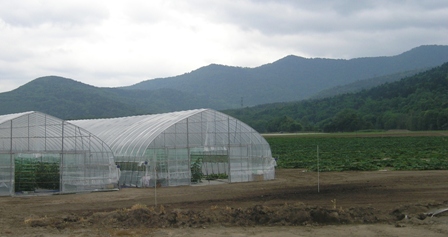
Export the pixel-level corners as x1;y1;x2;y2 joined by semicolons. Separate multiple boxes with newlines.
317;145;320;193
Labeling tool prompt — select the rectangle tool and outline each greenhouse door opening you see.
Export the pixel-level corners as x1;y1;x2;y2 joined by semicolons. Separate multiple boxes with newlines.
192;150;229;183
14;154;60;194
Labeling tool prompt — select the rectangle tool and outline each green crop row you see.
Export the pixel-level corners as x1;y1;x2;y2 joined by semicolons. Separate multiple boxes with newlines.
265;135;448;171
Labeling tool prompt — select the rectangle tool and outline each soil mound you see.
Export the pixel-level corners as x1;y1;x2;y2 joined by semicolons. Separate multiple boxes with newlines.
24;201;448;230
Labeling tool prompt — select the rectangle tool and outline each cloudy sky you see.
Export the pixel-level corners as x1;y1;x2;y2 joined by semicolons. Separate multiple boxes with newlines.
0;0;447;92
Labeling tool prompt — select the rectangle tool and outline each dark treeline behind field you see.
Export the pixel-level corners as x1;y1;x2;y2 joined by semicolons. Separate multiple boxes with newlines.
224;62;448;133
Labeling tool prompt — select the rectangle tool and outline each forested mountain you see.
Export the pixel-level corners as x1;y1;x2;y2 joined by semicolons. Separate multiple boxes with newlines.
126;45;448;108
224;63;448;132
0;76;135;119
310;68;427;99
0;76;220;119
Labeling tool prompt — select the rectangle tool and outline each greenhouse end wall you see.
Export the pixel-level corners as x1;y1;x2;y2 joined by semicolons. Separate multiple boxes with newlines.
0;112;119;196
127;110;276;187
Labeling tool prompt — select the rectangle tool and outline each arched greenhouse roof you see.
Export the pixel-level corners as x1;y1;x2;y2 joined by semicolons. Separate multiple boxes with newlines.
0;111;34;124
70;109;207;156
69;109;271;158
0;111;114;153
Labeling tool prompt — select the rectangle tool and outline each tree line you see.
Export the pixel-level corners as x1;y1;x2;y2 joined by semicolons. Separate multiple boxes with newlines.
224;62;448;133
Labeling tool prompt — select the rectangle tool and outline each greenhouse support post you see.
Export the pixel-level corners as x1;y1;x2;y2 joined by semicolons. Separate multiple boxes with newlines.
60;122;64;193
154;165;157;207
227;116;231;183
9;120;13;195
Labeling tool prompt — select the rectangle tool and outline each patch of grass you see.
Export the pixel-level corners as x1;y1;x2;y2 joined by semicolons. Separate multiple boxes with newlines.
130;203;147;210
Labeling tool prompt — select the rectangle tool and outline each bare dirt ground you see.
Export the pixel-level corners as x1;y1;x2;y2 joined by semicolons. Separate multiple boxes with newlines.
1;169;448;236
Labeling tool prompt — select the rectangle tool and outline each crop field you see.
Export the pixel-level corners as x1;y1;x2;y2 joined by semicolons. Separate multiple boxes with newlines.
264;131;448;171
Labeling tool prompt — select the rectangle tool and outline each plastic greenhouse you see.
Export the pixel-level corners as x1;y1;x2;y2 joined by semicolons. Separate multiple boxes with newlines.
0;111;119;196
71;109;276;188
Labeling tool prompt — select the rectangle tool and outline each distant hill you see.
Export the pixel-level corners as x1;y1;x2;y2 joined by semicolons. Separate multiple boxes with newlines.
0;76;138;119
126;45;448;108
224;63;448;132
0;76;220;119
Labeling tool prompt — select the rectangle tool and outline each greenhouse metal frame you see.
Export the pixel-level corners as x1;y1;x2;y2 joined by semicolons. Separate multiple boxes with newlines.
0;111;119;196
71;109;276;187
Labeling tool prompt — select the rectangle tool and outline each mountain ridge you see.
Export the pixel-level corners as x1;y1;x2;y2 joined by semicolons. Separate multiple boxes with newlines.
1;45;448;121
126;45;448;107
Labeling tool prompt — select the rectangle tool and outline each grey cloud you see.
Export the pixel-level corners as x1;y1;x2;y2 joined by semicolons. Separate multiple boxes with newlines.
0;1;109;27
117;0;447;38
121;2;175;25
193;0;447;35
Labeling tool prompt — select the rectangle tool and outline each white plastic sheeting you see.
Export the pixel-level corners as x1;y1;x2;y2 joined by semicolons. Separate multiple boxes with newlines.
0;112;119;196
71;109;276;187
